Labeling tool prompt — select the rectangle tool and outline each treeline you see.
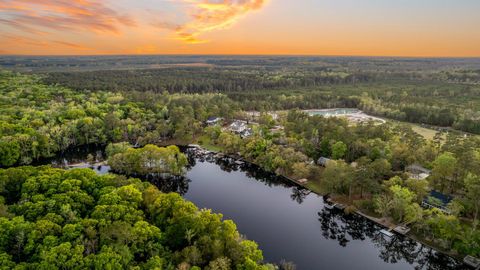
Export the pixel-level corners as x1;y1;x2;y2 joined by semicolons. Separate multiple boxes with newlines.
4;55;480;73
227;82;480;134
42;67;372;93
0;166;271;269
435;69;480;84
106;144;188;176
204;126;319;180
42;66;480;134
0;71;238;166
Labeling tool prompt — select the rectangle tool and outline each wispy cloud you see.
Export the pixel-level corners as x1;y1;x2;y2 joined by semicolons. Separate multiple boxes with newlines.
52;40;90;50
1;34;90;50
0;0;135;34
0;0;269;53
155;0;269;44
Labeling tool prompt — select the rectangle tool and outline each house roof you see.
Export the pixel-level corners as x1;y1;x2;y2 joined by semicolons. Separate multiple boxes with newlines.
406;164;431;174
207;116;221;122
318;157;331;165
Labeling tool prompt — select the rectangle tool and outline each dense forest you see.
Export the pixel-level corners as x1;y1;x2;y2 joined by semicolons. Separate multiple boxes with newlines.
0;166;270;269
2;55;480;73
30;57;480;134
0;71;237;166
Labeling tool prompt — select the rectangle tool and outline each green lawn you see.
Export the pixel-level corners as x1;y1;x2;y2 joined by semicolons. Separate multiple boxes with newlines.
196;135;224;152
410;124;442;141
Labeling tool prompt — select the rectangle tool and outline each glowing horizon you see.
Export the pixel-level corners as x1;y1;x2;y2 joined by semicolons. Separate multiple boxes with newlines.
1;0;479;57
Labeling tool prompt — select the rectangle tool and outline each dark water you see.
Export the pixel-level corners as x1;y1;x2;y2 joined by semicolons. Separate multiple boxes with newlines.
45;147;463;270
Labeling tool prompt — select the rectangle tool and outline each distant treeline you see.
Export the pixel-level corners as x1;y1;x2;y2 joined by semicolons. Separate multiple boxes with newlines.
3;55;480;72
37;65;480;135
42;67;372;93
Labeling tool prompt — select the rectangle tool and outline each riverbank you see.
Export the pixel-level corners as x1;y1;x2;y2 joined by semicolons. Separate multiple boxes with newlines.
300;181;463;260
4;143;463;269
193;142;465;264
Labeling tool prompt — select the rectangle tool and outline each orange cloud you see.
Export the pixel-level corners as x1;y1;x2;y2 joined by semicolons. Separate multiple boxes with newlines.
154;0;269;44
52;40;90;50
1;34;90;50
0;0;135;34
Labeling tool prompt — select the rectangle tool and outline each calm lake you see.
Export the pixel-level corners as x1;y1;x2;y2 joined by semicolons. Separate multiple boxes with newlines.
45;146;462;270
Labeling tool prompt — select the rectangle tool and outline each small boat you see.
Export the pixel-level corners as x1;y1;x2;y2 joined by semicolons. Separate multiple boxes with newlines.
325;203;336;210
235;160;244;165
334;204;346;210
380;229;394;238
188;144;201;148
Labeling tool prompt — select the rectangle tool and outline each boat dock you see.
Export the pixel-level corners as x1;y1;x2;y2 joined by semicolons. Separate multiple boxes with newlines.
325;203;336;210
464;256;480;269
380;229;394;238
393;225;411;235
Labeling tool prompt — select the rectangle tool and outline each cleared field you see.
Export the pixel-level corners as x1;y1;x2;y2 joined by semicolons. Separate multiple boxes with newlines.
410;124;441;140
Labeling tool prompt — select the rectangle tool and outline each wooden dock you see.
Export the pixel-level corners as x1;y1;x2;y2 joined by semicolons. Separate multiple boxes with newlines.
393;225;411;235
464;255;480;269
380;229;394;238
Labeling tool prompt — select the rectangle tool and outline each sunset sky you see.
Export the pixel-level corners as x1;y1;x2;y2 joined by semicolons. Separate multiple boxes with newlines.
0;0;479;57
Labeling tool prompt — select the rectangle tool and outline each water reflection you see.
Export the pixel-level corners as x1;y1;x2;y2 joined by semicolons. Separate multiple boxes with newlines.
290;187;310;204
317;208;462;269
40;146;464;269
148;175;191;195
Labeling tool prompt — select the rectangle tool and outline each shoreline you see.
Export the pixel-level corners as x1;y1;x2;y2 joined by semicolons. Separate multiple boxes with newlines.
192;144;464;263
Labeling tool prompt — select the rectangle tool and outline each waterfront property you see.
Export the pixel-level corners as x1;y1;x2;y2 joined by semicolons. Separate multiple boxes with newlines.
41;146;462;269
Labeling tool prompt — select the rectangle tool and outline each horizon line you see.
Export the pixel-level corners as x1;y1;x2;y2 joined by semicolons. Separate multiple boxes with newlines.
1;53;480;59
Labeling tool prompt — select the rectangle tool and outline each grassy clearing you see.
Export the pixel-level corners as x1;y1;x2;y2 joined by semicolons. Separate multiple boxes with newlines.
305;181;325;195
388;119;444;141
304;168;326;195
196;135;223;152
410;124;442;141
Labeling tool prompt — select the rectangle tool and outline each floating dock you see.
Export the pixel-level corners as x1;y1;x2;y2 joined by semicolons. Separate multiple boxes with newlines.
297;178;309;184
464;255;480;269
325;203;336;210
380;229;394;238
